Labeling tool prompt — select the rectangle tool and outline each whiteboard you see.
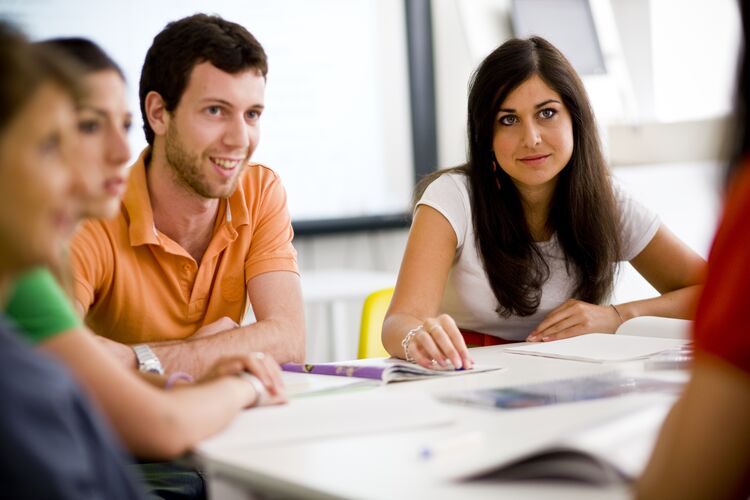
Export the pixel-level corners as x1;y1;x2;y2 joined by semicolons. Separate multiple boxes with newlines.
1;0;415;223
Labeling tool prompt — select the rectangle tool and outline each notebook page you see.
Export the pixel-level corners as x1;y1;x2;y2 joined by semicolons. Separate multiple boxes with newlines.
503;334;686;362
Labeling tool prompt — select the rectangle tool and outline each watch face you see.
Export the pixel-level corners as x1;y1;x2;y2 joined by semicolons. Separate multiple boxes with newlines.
141;359;164;375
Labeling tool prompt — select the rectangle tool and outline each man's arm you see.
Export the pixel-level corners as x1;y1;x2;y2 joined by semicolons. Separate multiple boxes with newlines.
148;271;305;376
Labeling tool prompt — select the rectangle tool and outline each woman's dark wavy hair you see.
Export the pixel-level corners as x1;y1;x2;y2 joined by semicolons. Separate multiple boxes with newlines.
417;36;621;318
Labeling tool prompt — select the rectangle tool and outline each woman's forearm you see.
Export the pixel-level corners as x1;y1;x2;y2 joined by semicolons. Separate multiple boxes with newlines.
614;284;702;322
42;328;250;460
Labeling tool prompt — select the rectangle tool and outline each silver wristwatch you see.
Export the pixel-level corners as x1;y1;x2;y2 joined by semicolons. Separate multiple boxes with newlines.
132;344;164;375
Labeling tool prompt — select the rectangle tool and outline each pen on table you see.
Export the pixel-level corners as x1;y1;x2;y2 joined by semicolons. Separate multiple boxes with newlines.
418;431;483;460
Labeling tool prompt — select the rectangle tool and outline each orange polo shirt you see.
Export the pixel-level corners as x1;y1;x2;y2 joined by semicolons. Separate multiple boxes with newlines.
70;148;298;343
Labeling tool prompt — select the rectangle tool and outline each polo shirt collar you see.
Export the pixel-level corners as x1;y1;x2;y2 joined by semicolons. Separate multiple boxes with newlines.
123;148;158;247
225;165;250;231
123;148;251;246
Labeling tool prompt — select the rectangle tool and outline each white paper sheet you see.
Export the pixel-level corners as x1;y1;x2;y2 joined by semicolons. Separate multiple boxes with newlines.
503;334;686;363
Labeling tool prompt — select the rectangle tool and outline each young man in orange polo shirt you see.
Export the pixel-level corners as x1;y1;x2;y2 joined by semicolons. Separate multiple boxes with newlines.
70;14;305;376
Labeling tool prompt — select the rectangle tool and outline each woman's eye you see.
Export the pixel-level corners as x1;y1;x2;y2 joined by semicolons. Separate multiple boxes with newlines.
206;106;222;116
499;115;517;126
246;110;260;121
78;120;100;134
123;120;132;133
539;108;557;119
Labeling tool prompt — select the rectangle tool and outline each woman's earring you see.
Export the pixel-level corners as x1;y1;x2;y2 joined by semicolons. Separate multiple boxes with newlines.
491;158;502;190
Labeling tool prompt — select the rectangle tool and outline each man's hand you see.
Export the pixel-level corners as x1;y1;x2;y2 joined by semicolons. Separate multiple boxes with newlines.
527;299;622;342
94;335;137;368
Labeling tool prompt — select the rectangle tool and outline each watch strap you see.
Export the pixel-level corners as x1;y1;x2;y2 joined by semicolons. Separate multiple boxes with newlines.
132;344;164;375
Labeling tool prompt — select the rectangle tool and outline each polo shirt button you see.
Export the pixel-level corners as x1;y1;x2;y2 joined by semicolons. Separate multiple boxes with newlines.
183;264;191;271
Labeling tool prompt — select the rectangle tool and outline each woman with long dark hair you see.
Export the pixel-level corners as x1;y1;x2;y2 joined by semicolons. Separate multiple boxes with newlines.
383;36;705;369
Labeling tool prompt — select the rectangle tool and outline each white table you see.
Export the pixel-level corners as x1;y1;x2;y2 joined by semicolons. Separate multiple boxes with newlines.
194;343;685;499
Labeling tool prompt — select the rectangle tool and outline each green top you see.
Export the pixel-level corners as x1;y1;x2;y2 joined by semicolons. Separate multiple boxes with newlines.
5;267;81;343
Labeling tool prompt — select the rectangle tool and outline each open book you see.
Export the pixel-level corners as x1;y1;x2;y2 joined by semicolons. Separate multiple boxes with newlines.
282;358;502;384
454;401;673;485
503;333;687;363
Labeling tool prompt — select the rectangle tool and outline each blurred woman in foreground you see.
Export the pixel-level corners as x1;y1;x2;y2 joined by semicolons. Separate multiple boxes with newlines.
637;3;750;498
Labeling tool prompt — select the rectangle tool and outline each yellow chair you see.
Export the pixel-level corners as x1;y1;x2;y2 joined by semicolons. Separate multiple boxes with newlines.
357;288;394;359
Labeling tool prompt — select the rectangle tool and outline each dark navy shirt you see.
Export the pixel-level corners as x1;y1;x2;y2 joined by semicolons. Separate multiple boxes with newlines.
0;315;145;499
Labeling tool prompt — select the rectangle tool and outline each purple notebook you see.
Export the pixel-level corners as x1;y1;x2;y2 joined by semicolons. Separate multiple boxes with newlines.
282;360;501;384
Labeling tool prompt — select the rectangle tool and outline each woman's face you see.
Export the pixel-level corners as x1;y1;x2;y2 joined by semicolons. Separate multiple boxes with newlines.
0;83;77;270
74;69;131;220
492;74;574;199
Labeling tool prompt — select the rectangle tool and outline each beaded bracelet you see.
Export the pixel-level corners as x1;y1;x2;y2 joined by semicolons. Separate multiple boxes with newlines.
164;371;194;390
401;324;425;363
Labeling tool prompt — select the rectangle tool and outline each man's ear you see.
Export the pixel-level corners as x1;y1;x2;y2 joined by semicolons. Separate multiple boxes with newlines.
145;91;169;137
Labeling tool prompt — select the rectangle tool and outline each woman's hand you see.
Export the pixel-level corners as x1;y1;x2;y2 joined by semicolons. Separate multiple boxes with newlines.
200;352;287;407
527;299;623;342
403;314;474;370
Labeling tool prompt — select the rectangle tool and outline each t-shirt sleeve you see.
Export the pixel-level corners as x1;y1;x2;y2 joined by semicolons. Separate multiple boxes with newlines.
245;171;299;282
613;181;661;261
416;173;471;250
70;221;112;314
4;268;81;344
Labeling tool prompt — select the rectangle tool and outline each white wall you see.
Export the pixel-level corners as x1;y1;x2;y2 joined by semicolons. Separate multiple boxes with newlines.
650;0;741;122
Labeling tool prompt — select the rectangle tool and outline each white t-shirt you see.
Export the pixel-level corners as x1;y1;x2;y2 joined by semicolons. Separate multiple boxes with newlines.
417;172;660;341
